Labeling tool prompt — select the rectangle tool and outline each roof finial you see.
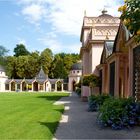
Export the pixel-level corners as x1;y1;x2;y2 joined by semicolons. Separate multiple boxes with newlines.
102;7;107;15
84;10;87;17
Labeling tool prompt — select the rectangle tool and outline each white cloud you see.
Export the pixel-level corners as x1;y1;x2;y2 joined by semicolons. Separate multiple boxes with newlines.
19;0;122;35
17;0;48;5
21;4;46;24
16;0;123;53
65;44;81;54
45;0;122;36
38;32;62;53
38;32;80;54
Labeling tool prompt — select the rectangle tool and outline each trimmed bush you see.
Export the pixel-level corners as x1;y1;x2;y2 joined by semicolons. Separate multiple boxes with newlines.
88;94;111;112
83;74;99;87
97;97;140;130
75;88;81;97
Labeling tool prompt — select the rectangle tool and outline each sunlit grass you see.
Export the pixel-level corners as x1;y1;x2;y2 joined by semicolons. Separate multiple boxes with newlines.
0;92;69;139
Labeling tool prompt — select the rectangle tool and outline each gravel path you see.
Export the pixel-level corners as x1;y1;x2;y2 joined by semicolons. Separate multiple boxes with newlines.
54;92;140;139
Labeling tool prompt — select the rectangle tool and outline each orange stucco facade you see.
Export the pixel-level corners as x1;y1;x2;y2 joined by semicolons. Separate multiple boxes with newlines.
80;11;140;100
80;10;120;99
97;22;140;100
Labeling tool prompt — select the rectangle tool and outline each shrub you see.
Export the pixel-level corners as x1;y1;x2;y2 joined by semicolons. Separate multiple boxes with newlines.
88;94;111;112
75;88;81;97
97;97;140;130
82;74;99;87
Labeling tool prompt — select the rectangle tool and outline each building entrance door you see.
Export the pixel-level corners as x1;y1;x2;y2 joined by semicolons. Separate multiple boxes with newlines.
109;62;115;96
133;46;140;100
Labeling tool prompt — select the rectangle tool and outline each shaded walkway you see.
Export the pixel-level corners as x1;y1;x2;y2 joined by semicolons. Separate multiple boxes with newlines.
54;93;140;139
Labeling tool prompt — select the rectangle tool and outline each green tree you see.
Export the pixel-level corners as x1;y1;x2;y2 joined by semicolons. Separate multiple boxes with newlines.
6;56;18;78
14;44;30;57
6;52;41;79
17;52;41;79
118;0;140;42
0;45;9;66
49;53;80;79
29;51;41;77
40;48;53;75
16;56;30;78
51;55;67;79
63;54;74;76
64;53;80;71
71;53;80;62
0;46;9;57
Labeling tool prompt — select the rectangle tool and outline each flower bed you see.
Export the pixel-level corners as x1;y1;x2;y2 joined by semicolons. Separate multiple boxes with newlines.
88;95;111;112
97;97;140;130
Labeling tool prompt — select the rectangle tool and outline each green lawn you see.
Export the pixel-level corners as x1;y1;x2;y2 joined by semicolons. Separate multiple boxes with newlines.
0;92;69;139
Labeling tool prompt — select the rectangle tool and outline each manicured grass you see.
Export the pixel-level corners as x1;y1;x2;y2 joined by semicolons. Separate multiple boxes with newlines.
0;92;69;139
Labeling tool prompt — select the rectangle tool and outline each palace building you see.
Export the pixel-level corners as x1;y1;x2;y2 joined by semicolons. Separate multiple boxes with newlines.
80;10;140;100
4;67;67;92
0;62;81;92
80;10;120;98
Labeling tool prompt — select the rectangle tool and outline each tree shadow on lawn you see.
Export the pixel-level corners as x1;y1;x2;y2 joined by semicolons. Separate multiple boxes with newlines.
39;121;59;135
37;95;65;101
38;107;66;135
53;107;64;114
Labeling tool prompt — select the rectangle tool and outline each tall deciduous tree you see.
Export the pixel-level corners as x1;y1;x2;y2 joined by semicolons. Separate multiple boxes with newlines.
29;51;41;77
6;56;18;78
0;45;9;57
14;44;30;57
6;51;41;79
0;45;9;66
118;0;140;42
16;56;29;78
49;53;80;79
40;48;53;75
64;53;80;71
5;46;80;79
50;54;67;79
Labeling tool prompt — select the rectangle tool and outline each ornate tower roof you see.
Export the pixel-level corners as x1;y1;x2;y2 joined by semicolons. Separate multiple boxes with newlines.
71;62;82;70
36;67;48;79
98;9;113;18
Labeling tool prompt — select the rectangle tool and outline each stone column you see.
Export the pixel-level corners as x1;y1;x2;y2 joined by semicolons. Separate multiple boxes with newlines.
32;83;34;92
103;64;108;94
38;84;40;92
43;83;45;92
15;83;17;91
9;83;11;91
115;56;120;97
61;83;64;92
55;83;57;91
124;57;128;98
20;83;22;92
26;83;28;91
106;63;110;94
128;46;133;97
102;66;105;93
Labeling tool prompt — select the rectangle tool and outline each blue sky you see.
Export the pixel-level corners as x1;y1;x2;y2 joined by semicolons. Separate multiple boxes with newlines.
0;0;123;55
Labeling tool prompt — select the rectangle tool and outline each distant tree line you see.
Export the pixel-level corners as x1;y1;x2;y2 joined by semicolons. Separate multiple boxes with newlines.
0;44;80;79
